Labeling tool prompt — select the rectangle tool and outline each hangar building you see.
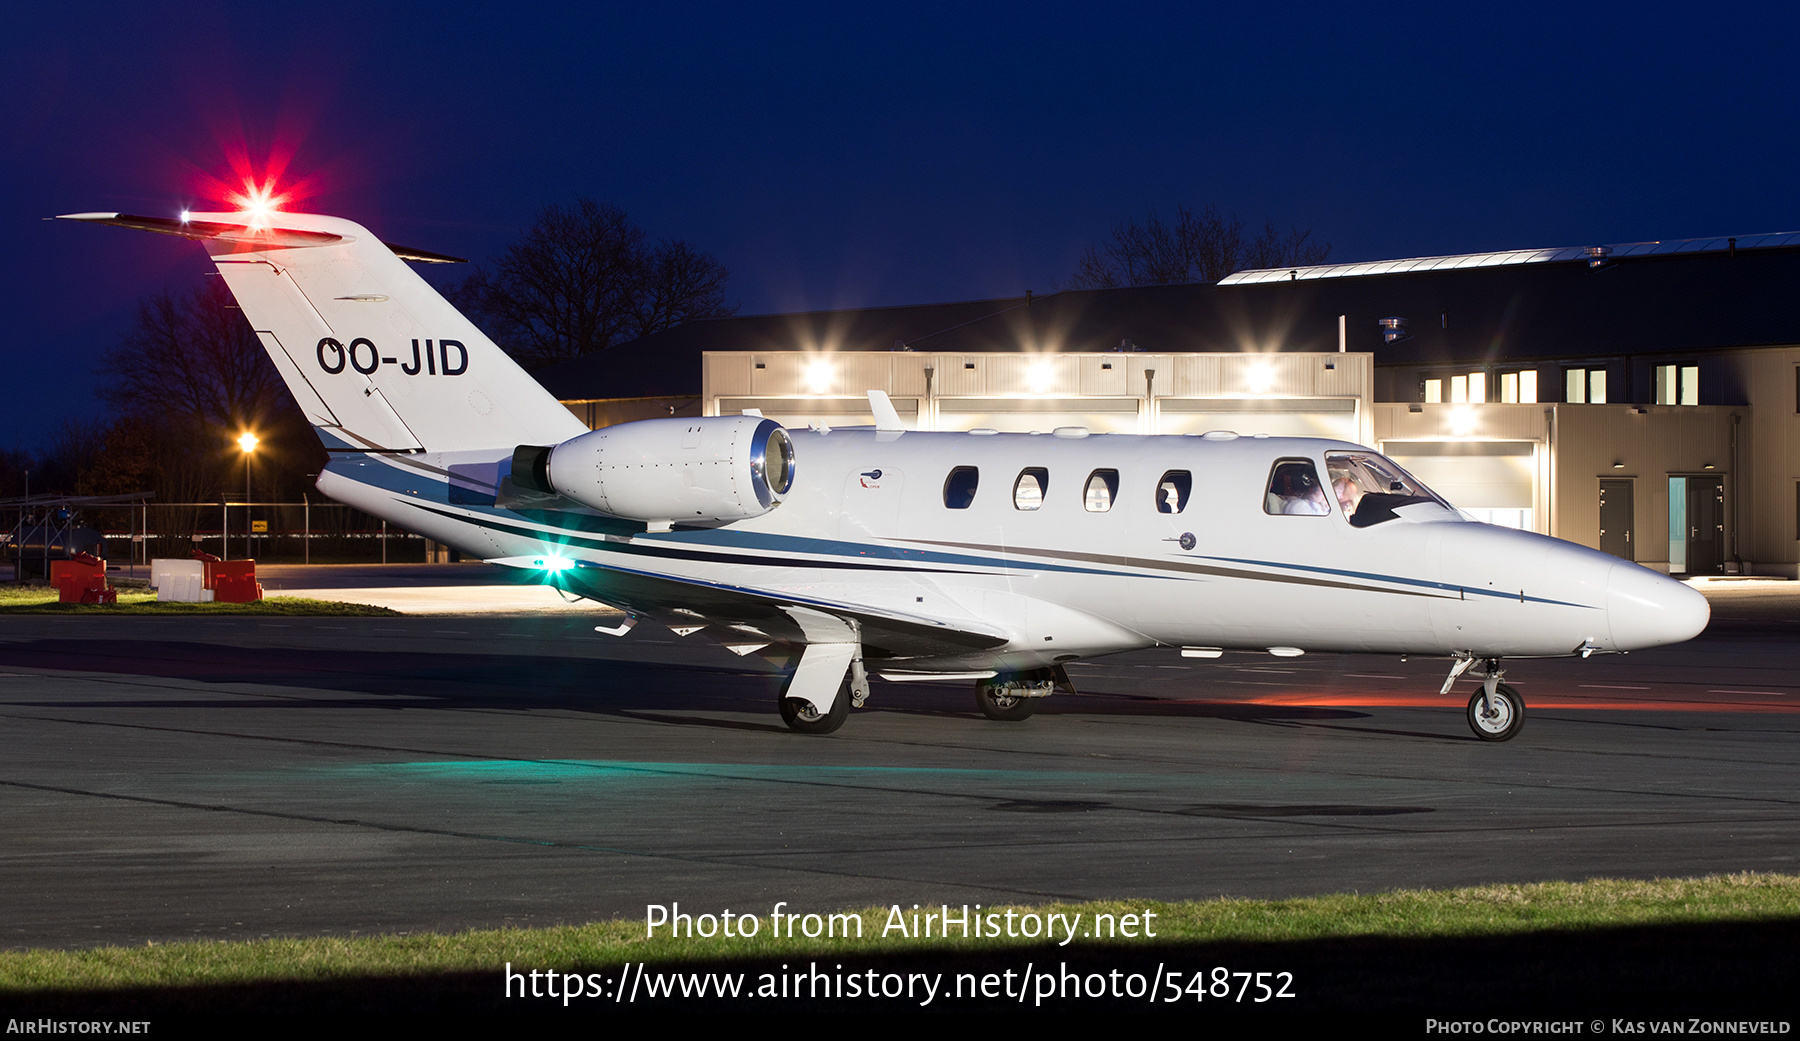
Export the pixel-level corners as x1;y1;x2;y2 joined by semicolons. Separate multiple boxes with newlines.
536;233;1800;578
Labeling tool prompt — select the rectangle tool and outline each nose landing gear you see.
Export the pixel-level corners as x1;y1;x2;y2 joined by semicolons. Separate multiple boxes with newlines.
1445;656;1526;742
1467;681;1525;741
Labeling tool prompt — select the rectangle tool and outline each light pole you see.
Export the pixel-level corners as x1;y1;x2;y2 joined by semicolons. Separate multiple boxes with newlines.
237;432;258;560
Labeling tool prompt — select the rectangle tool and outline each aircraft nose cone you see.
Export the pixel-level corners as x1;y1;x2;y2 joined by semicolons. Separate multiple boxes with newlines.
1606;563;1710;650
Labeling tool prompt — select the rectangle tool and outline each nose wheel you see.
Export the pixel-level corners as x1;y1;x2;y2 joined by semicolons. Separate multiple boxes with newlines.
1444;657;1526;741
1466;682;1524;741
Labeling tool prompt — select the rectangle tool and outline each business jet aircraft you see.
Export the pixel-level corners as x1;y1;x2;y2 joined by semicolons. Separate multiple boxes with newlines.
58;208;1711;740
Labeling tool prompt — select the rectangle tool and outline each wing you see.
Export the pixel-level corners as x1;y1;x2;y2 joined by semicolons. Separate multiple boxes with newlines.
495;555;1011;660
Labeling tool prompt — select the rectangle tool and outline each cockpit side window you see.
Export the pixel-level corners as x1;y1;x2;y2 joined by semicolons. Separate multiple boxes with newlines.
1013;468;1049;511
943;466;980;509
1265;459;1330;516
1155;471;1192;514
1084;469;1119;512
1324;451;1449;527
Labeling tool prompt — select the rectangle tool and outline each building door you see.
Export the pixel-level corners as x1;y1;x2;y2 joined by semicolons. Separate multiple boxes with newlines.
1685;477;1725;575
1599;480;1634;560
1668;477;1687;573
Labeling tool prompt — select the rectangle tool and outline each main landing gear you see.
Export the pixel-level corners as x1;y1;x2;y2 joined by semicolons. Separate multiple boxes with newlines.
975;678;1039;721
973;668;1069;722
1444;656;1525;742
775;644;865;736
779;673;851;735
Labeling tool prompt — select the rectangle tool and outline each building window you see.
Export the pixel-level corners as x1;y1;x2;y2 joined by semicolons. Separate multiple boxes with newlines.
1499;370;1538;403
1440;372;1488;404
1654;364;1699;405
1566;367;1607;404
1423;378;1442;403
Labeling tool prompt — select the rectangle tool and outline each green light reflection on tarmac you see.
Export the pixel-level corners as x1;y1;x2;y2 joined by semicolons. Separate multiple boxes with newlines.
284;759;1158;787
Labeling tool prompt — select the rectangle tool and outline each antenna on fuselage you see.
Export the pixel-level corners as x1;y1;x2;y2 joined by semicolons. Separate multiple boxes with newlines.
867;390;906;433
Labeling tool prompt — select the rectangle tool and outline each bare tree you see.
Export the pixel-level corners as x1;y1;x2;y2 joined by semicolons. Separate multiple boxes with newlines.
454;199;737;369
95;279;319;500
99;278;288;430
1068;204;1331;289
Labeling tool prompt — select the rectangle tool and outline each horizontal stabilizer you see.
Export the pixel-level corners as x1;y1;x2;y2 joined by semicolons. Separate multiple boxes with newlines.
52;213;466;263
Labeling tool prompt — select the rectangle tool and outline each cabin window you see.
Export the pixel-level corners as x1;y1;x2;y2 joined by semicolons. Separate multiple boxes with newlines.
1154;470;1192;514
1013;468;1049;511
943;467;979;509
1084;469;1119;512
1265;459;1329;516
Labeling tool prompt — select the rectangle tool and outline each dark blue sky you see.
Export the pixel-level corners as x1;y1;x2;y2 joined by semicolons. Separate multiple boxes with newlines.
5;1;1797;449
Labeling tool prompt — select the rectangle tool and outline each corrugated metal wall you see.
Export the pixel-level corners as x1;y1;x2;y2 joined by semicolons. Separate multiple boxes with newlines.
703;351;1374;441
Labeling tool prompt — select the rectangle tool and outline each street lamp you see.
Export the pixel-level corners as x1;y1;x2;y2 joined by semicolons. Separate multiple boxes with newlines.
238;432;258;560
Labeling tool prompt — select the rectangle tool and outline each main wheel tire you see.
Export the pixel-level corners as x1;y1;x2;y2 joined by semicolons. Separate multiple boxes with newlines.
975;679;1037;721
1467;682;1525;742
778;675;850;735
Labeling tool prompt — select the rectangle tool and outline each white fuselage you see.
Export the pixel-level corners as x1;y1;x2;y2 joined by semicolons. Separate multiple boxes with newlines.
318;427;1710;673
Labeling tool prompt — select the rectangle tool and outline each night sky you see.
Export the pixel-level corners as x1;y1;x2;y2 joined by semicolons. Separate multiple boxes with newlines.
5;2;1797;450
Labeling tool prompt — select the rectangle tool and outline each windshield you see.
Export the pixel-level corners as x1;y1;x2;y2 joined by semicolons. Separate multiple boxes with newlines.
1325;451;1452;527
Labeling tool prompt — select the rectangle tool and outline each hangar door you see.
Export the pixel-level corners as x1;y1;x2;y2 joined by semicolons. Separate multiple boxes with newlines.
1159;398;1357;439
1381;441;1538;530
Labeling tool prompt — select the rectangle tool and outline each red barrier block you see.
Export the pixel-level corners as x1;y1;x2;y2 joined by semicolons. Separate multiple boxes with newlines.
213;559;261;603
50;559;108;605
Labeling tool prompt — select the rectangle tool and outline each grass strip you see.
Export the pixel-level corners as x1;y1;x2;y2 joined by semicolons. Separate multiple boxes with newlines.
3;872;1796;992
0;587;400;616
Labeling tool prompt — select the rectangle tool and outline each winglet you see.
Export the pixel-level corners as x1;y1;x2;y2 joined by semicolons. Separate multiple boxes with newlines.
867;390;905;432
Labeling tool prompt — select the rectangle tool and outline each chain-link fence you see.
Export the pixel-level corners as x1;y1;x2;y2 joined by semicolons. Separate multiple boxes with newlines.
74;501;454;568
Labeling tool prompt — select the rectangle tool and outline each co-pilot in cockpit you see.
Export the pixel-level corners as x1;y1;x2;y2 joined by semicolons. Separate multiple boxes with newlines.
1264;459;1330;516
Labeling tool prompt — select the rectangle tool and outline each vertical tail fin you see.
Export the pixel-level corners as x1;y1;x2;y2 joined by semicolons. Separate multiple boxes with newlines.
57;211;586;454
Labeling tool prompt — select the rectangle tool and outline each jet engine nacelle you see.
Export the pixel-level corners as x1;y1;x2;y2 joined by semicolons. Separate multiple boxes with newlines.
515;416;795;528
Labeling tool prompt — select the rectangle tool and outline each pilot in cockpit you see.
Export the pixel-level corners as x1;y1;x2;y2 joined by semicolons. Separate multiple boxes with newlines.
1266;461;1330;516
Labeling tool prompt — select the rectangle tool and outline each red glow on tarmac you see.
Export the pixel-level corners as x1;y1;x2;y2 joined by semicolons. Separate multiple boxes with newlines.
1195;690;1800;714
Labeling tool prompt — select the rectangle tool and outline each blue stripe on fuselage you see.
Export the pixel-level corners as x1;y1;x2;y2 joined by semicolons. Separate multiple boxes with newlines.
327;454;1128;578
1200;554;1594;609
